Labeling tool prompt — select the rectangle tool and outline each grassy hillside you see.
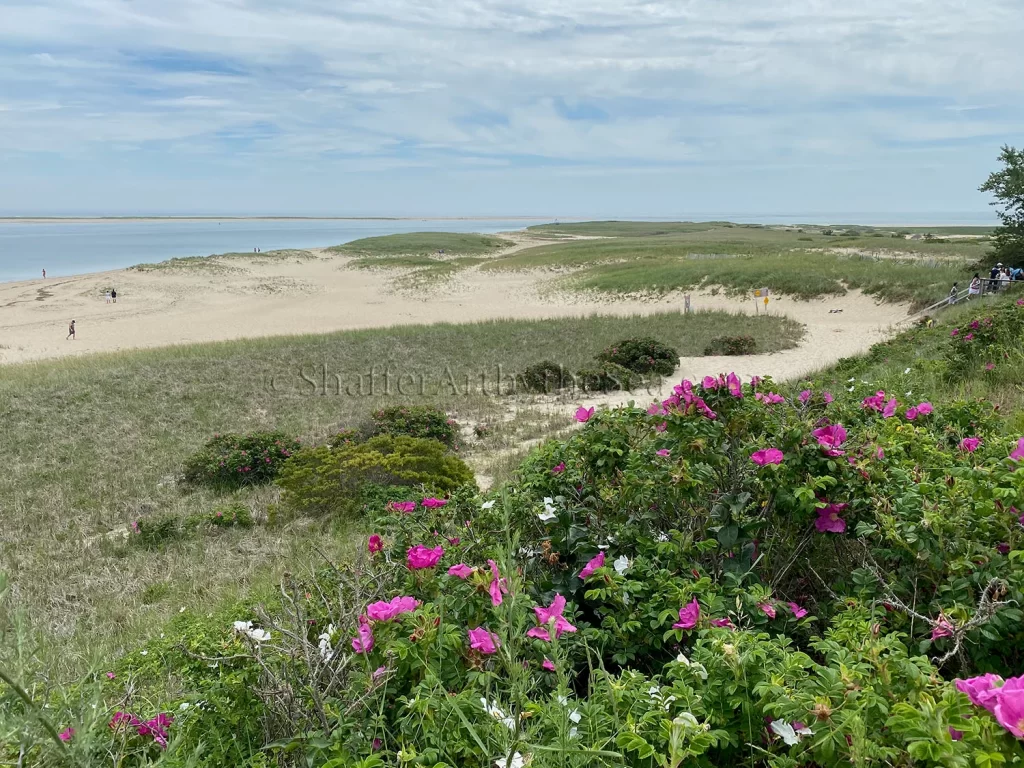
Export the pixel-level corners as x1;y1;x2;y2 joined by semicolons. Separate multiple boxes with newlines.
810;288;1024;423
488;222;991;308
0;310;802;679
327;232;512;256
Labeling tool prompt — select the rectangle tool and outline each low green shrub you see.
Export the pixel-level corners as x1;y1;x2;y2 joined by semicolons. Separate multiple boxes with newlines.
208;500;254;529
596;336;678;375
131;512;186;548
131;502;255;547
704;335;757;355
182;431;300;490
369;405;460;449
276;435;475;516
575;361;638;392
519;360;572;393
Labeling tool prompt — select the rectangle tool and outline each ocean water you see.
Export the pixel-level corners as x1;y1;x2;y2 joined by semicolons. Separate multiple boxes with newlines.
0;218;551;283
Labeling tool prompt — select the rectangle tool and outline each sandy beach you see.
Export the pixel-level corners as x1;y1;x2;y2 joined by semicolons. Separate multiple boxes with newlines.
0;239;909;380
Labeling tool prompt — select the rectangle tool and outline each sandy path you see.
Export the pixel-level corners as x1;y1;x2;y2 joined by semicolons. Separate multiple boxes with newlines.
0;245;908;379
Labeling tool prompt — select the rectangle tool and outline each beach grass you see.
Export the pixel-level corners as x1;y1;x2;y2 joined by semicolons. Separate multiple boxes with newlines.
327;232;513;256
487;224;989;308
0;310;802;680
130;249;315;272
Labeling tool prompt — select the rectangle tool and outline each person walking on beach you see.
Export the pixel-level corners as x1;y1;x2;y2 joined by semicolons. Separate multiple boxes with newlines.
42;269;46;279
66;320;76;340
111;288;117;303
948;282;958;305
105;290;111;304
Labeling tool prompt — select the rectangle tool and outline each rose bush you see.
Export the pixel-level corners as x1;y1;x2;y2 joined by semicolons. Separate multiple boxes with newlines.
13;371;1024;767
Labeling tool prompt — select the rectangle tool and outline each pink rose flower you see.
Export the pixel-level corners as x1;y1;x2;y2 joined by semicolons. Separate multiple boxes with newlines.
575;406;595;423
368;534;383;554
578;551;605;579
552;462;566;474
759;602;776;619
673;598;700;630
726;372;743;398
814;503;847;534
487;559;509;607
421;497;447;508
812;424;847;456
389;501;417;514
447;563;473;579
960;437;981;453
352;617;374;654
526;594;577;641
956;673;1003;713
1011;437;1024;463
406;544;443;570
787;602;808;619
798;390;811;404
751;448;784;466
931;615;955;640
365;595;419;622
468;627;500;654
542;658;556;672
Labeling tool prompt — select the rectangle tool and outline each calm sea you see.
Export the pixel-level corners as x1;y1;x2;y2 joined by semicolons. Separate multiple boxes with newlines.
0;218;552;283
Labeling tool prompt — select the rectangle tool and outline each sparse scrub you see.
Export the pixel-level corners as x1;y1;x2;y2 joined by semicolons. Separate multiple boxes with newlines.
704;335;758;355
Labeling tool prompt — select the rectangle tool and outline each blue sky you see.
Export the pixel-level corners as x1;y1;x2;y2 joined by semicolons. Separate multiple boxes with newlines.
1;0;1022;218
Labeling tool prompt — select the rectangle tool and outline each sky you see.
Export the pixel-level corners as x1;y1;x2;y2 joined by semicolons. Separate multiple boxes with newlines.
1;0;1023;218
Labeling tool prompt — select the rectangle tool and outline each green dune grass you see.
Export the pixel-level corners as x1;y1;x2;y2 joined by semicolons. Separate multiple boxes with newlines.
327;232;512;256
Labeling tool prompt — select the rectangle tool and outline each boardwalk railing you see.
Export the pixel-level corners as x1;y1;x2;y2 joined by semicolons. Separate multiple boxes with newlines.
897;280;1020;327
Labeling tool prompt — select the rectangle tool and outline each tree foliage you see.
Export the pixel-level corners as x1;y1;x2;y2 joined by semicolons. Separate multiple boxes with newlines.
980;145;1024;264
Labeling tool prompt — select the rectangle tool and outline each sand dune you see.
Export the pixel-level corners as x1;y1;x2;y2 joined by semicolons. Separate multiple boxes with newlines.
0;246;909;380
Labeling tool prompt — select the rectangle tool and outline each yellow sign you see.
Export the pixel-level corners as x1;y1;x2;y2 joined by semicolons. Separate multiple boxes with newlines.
764;297;770;306
753;289;762;298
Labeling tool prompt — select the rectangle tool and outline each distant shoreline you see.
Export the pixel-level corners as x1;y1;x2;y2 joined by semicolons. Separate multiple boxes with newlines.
0;216;564;224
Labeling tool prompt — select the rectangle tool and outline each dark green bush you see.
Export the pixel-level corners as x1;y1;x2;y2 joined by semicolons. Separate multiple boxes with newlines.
276;435;474;516
369;406;459;448
182;431;300;490
595;336;678;375
704;335;757;355
519;360;572;393
575;361;638;392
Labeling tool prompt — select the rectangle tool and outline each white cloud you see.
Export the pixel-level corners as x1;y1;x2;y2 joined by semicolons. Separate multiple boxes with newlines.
0;0;1021;213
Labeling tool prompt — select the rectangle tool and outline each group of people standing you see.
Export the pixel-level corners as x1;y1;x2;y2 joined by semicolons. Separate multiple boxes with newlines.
951;262;1024;304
